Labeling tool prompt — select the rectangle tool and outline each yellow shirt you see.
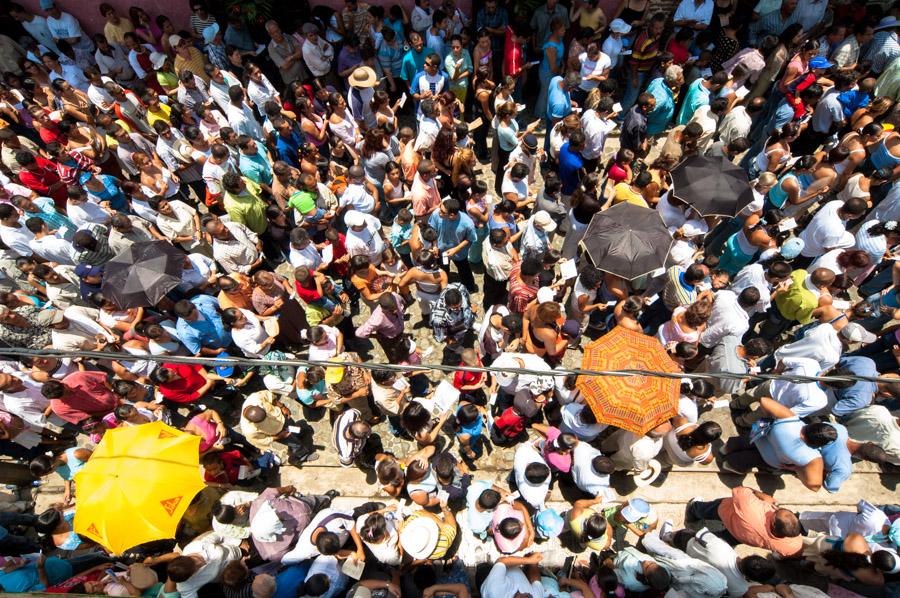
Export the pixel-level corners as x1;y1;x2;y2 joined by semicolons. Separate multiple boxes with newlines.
174;47;210;82
612;182;649;208
146;102;172;126
103;20;134;45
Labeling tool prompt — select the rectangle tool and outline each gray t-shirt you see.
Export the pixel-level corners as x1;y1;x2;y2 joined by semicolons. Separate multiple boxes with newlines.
706;335;747;395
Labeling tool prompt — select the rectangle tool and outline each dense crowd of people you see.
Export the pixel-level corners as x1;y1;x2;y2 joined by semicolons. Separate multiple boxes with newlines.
0;0;896;595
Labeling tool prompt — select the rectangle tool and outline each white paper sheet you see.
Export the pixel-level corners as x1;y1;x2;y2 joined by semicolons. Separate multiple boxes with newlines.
560;258;578;280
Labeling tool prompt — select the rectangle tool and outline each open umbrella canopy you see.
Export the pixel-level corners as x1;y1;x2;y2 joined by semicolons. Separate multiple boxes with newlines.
580;203;673;280
101;241;184;308
670;154;754;217
576;326;680;435
73;421;205;554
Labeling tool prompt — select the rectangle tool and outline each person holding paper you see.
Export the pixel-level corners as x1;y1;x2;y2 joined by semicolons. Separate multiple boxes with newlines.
444;35;472;102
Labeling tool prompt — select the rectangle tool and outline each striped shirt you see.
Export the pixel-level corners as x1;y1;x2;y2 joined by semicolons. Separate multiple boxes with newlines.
854;220;888;261
629;29;661;73
403;511;457;559
750;8;798;45
662;265;698;310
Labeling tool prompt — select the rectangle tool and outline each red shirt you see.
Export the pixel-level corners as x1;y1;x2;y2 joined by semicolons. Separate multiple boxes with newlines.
667;39;690;66
503;26;524;78
17;156;66;209
204;449;246;484
453;359;485;390
158;362;207;403
324;234;349;277
38;124;67;146
50;371;118;424
294;275;324;303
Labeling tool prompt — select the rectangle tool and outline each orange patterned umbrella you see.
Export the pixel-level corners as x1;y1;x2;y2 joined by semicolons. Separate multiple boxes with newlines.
576;326;681;435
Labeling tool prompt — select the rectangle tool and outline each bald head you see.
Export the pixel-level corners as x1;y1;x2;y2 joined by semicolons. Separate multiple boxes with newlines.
810;268;835;288
243;406;267;423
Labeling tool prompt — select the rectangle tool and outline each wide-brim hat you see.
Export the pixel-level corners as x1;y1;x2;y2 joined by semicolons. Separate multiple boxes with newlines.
349;66;378;88
400;516;439;559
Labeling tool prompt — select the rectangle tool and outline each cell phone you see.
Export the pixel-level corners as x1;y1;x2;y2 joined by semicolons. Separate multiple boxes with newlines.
104;568;118;579
562;555;575;579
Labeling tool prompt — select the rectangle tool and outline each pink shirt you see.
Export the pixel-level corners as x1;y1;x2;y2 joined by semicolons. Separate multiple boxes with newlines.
541;426;573;473
491;503;526;554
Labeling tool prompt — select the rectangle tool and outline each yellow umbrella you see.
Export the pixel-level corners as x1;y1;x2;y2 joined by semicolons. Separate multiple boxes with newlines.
73;421;206;554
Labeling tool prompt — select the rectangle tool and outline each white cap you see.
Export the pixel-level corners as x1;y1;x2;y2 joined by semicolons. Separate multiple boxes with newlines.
610;19;632;34
532;210;557;233
344;210;366;228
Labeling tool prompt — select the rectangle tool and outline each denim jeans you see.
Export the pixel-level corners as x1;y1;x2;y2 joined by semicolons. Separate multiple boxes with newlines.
620;71;649;116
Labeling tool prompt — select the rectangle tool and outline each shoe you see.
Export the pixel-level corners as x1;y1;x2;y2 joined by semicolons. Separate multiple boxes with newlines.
659;519;674;542
721;460;747;475
855;442;889;464
633;459;661;487
289;450;319;466
325;489;340;500
684;497;703;523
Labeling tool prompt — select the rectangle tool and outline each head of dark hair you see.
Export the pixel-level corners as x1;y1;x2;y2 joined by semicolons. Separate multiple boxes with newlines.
524;461;550;484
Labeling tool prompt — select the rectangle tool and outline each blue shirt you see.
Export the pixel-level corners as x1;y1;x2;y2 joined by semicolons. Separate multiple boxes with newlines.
677;78;710;125
465;479;495;539
428;210;477;261
818;422;852;493
239;151;273;186
546;76;572;121
85;174;128;212
831;356;877;419
175;294;231;354
646;77;676;136
753;416;820;469
558;141;584;195
274;563;312;598
275;131;303;168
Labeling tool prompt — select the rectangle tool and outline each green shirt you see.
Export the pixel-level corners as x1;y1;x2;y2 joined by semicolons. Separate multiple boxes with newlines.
223;178;268;235
156;70;178;90
444;49;473;90
775;269;818;324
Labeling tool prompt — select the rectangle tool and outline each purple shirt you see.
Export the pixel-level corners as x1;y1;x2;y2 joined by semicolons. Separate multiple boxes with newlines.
355;293;406;339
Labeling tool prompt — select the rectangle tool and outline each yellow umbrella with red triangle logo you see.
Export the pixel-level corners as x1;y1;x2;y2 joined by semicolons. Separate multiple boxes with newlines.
73;421;205;554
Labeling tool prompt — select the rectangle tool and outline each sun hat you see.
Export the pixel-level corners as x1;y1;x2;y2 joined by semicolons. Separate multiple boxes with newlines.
780;237;804;260
534;508;564;539
173;139;195;163
609;18;632;34
633;460;661;487
399;515;440;559
325;365;346;385
150;52;167;69
809;56;833;70
127;564;158;590
168;34;185;48
202;22;220;45
344;210;366;228
620;497;652;521
532;210;557;233
841;322;878;344
876;16;899;30
348;66;378;88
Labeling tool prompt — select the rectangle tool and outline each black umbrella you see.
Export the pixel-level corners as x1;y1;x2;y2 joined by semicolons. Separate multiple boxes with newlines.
580;203;673;280
670;154;755;217
101;241;184;308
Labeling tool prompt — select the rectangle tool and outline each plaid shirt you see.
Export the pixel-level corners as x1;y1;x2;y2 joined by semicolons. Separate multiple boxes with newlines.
431;283;474;342
73;224;116;266
212;220;260;274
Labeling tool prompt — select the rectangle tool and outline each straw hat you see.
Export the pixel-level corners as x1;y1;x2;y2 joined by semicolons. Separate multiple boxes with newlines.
348;66;378;88
399;515;440;560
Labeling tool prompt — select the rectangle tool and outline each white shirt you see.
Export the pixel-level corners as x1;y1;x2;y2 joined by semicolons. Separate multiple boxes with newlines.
46;11;92;52
20;15;59;54
208;72;242;112
578;51;612;92
512;443;550;510
231;309;271;358
730;263;771;316
716;106;752;145
480;563;546;598
560;402;606;440
308;325;340;362
225;103;264;141
288;243;323;270
282;508;354;564
770;356;828;417
774;323;842;371
581;109;616;160
674;0;715;26
808;248;845;276
798;200;854;257
571;441;612;498
689;105;719;152
339;182;376;214
202;159;236;196
176;533;242;598
48;63;89;92
687;528;749;598
95;44;134;81
0;376;51;425
301;38;334;77
87;82;116;112
344;212;386;262
413;117;440;152
0;223;34;257
66;200;110;229
29;235;75;265
603;35;625;68
179;253;216;292
247;75;279;111
700;290;749;348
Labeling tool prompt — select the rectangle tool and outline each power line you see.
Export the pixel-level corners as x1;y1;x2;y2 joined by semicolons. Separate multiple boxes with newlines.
2;346;896;387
